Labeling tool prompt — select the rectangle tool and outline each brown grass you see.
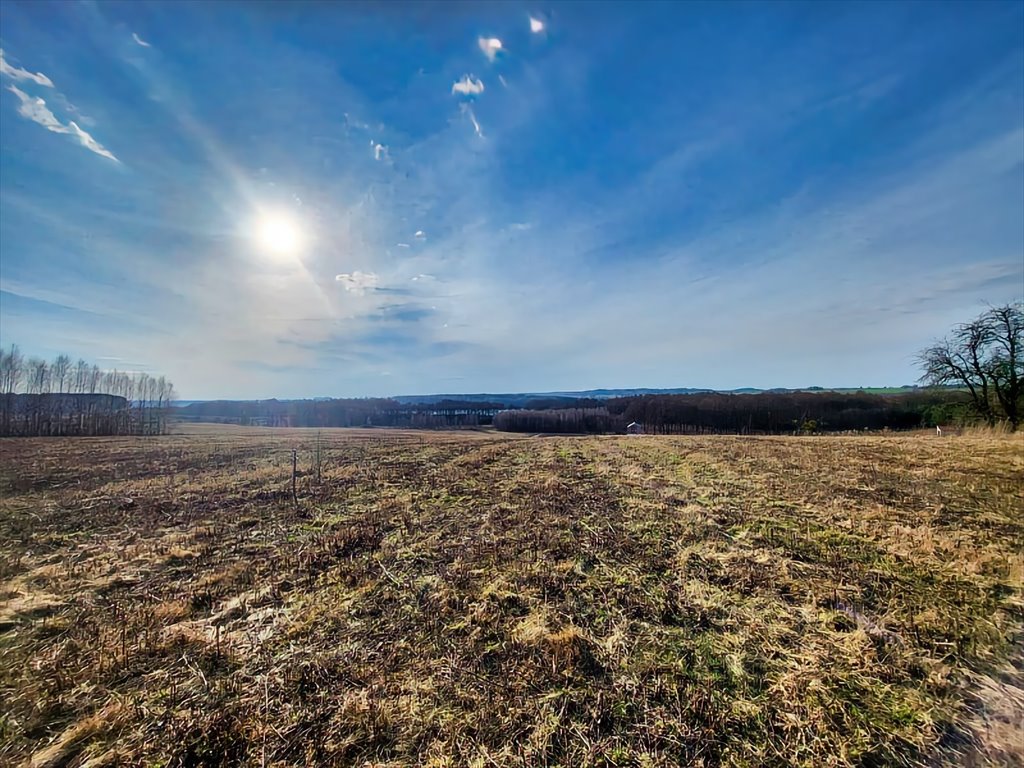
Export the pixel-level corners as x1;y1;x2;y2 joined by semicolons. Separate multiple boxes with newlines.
0;426;1021;766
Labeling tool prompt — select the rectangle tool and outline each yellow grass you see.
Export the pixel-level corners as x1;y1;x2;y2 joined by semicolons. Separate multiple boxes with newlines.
0;426;1021;766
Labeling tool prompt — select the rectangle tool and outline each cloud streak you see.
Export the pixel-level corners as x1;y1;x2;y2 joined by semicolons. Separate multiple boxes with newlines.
461;103;484;137
452;75;484;96
335;271;380;295
132;32;152;48
8;85;64;131
1;1;1020;399
0;49;54;87
65;120;120;163
6;85;119;162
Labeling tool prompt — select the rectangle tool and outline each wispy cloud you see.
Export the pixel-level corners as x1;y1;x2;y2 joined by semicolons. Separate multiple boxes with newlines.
461;103;484;137
6;85;119;162
478;37;503;62
0;49;53;87
2;1;1019;399
132;32;152;48
452;74;484;96
65;120;120;162
335;271;380;295
8;85;64;130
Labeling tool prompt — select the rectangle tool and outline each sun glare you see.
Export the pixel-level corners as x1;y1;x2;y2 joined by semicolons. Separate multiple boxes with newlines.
255;211;304;257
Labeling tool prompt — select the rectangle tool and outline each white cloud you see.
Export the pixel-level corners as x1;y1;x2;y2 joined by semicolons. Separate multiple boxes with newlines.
132;32;152;48
396;242;411;248
415;230;426;240
65;120;120;162
8;84;63;130
452;75;485;96
478;37;503;62
529;17;545;34
461;103;484;137
0;49;54;87
335;271;379;295
373;142;388;160
6;85;119;162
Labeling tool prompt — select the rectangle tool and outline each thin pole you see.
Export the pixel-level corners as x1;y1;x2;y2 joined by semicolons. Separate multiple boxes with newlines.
291;449;298;507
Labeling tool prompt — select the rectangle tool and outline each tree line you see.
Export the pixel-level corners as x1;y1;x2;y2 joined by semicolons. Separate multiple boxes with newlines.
493;408;623;434
491;391;961;435
0;345;176;436
28;302;1008;437
495;303;1021;435
176;398;505;429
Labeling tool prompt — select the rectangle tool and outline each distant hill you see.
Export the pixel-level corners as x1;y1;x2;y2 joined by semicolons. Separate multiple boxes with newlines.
391;385;922;407
175;386;928;409
393;388;714;408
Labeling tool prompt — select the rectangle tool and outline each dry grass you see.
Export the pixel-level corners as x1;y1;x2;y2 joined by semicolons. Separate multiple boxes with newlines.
0;426;1021;766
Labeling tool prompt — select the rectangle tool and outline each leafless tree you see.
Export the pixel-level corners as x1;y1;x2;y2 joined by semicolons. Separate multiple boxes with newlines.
0;345;24;393
985;303;1023;428
27;358;49;395
51;354;71;393
73;359;89;394
918;302;1023;428
0;346;176;436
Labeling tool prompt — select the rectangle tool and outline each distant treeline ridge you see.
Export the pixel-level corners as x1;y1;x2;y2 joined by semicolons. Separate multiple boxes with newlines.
177;398;505;429
495;391;969;434
177;390;970;434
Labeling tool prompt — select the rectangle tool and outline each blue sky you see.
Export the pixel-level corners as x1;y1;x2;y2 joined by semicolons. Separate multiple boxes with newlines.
1;1;1021;399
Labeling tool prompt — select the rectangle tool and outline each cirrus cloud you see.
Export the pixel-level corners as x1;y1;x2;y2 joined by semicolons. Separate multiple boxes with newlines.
452;74;484;96
6;85;119;162
0;49;53;87
335;271;380;295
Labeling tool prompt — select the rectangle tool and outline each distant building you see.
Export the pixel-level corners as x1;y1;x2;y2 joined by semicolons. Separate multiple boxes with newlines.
626;421;644;435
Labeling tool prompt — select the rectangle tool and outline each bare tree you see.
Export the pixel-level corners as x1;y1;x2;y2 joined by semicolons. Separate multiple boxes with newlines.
73;359;89;394
985;303;1023;428
0;345;23;393
0;345;177;436
918;302;1023;428
51;354;71;393
27;358;49;395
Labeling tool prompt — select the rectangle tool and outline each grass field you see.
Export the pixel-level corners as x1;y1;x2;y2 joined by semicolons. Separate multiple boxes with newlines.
1;426;1021;767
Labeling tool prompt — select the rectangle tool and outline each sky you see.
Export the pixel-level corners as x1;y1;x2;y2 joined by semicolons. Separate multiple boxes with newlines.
0;0;1022;399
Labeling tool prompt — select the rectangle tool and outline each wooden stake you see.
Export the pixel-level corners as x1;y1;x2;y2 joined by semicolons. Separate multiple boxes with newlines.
291;449;298;507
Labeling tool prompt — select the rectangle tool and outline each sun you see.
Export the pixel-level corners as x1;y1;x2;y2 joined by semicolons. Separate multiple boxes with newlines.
255;211;304;257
